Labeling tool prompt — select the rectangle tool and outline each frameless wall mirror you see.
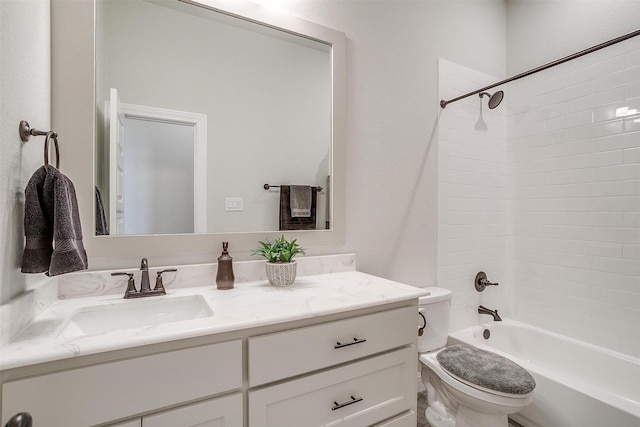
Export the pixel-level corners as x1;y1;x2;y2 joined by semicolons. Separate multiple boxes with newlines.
95;0;333;236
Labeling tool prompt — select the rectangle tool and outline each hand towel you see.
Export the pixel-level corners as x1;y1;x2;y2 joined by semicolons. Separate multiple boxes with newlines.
21;165;88;276
279;186;317;230
290;185;312;218
21;166;53;273
95;186;109;235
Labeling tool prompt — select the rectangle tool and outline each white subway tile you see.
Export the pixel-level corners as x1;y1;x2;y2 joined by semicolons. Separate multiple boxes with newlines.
623;244;640;261
589;211;623;227
593;97;640;123
625;47;640;67
592;164;639;182
568;120;624;142
591;196;640;212
568;56;626;86
567;181;624;197
545;110;593;132
623;212;640;228
626;81;640;99
619;273;640;293
592;227;640;244
566;240;622;258
592;286;640;310
623;180;640;195
594;131;640;151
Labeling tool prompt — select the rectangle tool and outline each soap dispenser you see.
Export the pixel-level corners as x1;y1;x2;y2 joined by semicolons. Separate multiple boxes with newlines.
216;241;235;290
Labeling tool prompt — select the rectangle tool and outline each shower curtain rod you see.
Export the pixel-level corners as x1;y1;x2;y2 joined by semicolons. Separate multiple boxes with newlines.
440;28;640;109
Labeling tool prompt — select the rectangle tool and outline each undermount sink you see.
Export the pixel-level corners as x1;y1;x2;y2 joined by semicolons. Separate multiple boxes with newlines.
58;295;213;338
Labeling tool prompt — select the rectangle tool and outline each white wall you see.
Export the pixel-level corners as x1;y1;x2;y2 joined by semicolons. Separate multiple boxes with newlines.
0;0;51;304
507;0;640;75
280;0;508;286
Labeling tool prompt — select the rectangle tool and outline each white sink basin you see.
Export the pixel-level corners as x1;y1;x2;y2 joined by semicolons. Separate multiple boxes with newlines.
58;295;213;338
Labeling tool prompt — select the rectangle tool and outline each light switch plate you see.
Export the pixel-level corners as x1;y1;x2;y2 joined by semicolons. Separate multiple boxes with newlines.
225;197;243;211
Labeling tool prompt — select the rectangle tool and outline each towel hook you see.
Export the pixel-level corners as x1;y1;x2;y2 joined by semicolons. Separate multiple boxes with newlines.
19;121;60;168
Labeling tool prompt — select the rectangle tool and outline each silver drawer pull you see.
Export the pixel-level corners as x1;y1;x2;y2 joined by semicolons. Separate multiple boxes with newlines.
334;338;367;349
332;395;363;411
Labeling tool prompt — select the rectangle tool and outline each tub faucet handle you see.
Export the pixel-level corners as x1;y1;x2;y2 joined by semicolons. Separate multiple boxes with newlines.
475;271;499;292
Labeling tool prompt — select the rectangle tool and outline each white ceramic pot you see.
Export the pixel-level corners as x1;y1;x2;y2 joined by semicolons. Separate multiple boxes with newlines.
265;261;297;287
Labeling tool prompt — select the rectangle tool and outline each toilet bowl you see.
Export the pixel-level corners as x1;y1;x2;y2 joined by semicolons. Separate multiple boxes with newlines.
418;287;535;427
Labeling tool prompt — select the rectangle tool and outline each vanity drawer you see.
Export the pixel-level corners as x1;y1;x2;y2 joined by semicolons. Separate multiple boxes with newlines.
249;306;415;386
248;346;416;427
1;340;242;427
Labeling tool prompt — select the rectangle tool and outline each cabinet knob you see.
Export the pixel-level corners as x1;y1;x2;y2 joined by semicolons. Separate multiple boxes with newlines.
5;412;32;427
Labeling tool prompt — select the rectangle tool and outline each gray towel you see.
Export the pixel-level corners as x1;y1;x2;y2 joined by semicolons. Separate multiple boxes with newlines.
279;186;317;230
95;186;109;236
21;165;88;276
290;185;312;218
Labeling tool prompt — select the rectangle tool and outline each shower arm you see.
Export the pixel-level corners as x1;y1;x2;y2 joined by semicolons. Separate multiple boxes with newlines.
439;28;640;109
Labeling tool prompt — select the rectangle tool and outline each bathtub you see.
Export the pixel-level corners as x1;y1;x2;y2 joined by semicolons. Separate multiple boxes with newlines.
449;319;640;427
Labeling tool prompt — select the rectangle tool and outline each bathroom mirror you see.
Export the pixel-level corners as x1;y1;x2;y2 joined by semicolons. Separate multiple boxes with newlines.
51;0;345;267
95;0;333;235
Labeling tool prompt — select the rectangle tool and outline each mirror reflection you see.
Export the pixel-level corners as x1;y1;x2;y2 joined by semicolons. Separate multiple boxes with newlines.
95;0;332;236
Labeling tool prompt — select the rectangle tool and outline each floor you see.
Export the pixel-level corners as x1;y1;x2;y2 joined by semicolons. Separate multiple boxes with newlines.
416;391;525;427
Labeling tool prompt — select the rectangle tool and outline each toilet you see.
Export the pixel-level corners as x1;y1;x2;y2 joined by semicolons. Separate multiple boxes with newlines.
418;287;535;427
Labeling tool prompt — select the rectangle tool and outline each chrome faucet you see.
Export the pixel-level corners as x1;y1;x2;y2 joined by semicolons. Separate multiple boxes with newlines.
478;305;502;321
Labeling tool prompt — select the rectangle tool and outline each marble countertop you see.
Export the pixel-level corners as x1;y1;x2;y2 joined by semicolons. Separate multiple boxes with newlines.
0;271;427;371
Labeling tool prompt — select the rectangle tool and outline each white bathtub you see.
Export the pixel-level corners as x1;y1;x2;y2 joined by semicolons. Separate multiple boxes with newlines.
449;319;640;427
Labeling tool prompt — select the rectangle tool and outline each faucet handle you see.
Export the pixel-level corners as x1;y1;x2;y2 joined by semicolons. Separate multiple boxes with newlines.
154;269;177;293
475;271;499;292
112;272;137;298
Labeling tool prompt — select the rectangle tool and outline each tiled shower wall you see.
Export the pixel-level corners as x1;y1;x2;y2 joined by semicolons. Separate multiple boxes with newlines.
506;37;640;357
438;36;639;357
437;59;507;333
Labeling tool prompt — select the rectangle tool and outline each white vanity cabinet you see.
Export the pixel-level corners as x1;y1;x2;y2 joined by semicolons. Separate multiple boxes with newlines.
247;307;417;427
1;300;420;427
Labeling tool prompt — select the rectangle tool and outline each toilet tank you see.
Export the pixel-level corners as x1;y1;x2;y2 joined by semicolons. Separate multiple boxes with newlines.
418;287;452;353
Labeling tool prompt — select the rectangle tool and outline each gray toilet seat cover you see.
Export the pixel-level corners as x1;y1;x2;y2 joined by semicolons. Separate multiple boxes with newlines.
437;344;536;395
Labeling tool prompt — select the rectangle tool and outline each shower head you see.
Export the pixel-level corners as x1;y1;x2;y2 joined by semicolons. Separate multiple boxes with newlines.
479;90;504;109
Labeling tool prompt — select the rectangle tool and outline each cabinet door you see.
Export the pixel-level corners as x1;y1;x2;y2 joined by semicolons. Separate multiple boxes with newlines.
249;347;416;427
142;393;242;427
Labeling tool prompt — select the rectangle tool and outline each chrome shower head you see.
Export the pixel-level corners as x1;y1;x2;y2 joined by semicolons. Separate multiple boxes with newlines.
479;90;504;109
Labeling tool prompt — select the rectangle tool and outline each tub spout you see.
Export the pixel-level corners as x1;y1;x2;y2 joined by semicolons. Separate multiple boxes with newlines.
478;305;502;321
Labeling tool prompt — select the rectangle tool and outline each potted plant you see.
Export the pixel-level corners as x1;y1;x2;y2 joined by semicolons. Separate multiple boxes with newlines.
252;235;305;286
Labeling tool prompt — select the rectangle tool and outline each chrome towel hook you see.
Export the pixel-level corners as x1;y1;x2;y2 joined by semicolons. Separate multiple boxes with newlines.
19;120;60;169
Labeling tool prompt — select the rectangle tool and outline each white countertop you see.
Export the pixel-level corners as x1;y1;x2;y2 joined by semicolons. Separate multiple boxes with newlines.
0;271;427;371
